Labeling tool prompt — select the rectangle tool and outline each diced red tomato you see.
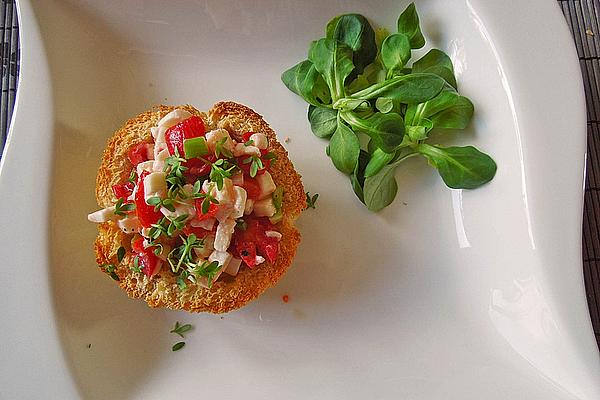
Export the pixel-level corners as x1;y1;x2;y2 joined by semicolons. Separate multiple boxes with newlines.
165;116;206;156
242;131;254;142
132;236;145;253
183;154;215;182
134;171;162;228
233;217;279;267
112;180;135;199
128;142;151;166
194;200;219;221
236;240;257;268
242;176;261;200
132;236;161;278
257;235;279;263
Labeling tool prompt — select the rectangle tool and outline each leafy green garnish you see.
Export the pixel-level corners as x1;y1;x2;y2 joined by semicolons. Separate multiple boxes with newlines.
190;260;221;287
170;321;193;338
116;246;126;263
167;234;204;274
164;149;188;188
280;2;496;211
130;256;142;273
243;155;264;178
100;264;120;281
305;192;319;209
209;158;236;189
172;342;185;352
114;197;135;216
127;169;137;184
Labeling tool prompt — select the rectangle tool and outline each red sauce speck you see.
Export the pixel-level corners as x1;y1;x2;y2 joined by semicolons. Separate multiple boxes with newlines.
282;295;289;303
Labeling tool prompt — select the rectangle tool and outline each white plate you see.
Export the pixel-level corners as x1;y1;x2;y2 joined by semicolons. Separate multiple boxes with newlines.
2;0;599;398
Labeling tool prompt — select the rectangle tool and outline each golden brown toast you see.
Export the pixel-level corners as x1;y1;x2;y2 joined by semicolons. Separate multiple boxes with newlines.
93;102;306;313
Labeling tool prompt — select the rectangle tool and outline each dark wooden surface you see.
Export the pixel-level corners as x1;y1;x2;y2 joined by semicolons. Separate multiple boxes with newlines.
0;0;598;347
0;0;18;157
560;0;600;348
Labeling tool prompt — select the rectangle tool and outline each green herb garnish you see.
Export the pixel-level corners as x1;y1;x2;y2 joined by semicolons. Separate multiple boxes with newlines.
281;3;496;211
172;342;186;351
170;321;193;338
167;234;204;274
100;264;120;281
164;149;188;188
127;169;137;184
117;246;126;263
243;155;263;178
209;158;236;190
114;197;135;216
305;192;319;209
130;256;142;273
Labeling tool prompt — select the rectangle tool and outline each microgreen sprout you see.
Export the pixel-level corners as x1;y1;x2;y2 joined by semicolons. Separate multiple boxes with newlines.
243;155;263;178
305;192;319;209
114;197;135;216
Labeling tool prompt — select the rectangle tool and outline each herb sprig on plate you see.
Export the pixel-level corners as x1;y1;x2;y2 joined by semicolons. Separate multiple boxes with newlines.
281;3;496;211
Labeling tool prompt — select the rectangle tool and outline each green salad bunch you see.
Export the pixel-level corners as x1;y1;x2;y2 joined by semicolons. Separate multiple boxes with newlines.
281;3;496;211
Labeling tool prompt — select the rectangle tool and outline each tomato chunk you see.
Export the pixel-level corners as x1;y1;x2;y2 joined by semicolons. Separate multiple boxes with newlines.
134;171;162;228
242;176;261;200
233;217;279;267
236;240;257;268
112;180;135;199
257;235;279;264
165;116;206;156
183;155;215;182
242;131;254;142
132;237;161;277
194;200;219;221
128;142;151;166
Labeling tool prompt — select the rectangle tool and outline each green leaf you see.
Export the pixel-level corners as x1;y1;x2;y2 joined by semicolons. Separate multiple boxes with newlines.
363;164;399;211
170;321;193;338
416;144;496;189
381;33;411;75
117;246;126;263
172;342;185;352
281;60;331;106
347;61;386;94
406;125;428;141
350;149;370;204
397;2;425;49
364;147;395;178
349;73;445;104
428;95;474;129
412;49;457;89
341;111;405;153
375;97;394;114
309;38;355;101
328;120;360;174
307;106;338;138
326;14;377;78
305;191;319;209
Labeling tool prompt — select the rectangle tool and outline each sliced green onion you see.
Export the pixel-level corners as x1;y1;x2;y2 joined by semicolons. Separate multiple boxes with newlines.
272;186;284;210
183;137;209;159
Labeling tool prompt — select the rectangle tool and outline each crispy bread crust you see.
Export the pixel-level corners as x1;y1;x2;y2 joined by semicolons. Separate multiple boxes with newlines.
93;102;305;313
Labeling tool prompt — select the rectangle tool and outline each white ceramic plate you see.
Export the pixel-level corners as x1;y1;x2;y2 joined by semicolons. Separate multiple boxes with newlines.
2;0;599;398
